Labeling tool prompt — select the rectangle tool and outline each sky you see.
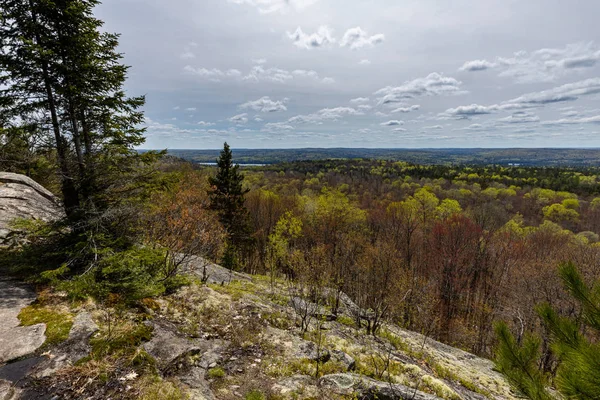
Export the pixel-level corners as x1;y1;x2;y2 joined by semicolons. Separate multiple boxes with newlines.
96;0;600;149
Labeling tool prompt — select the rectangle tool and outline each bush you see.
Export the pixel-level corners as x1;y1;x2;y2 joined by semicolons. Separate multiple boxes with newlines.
207;367;225;379
245;390;266;400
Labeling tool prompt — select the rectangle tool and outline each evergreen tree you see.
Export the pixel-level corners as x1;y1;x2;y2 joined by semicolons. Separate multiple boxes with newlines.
495;261;600;399
208;142;251;269
0;0;154;221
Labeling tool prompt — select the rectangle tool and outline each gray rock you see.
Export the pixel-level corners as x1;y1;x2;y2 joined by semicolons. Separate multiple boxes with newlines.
330;349;355;371
320;373;443;400
0;279;46;364
295;341;330;363
0;379;20;400
0;172;63;245
289;297;336;321
142;319;202;374
272;375;318;398
31;311;98;378
178;255;251;285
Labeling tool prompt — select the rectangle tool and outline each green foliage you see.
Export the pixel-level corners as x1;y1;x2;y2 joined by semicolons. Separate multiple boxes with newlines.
209;142;252;268
496;262;600;399
207;367;225;379
245;390;266;400
494;322;552;400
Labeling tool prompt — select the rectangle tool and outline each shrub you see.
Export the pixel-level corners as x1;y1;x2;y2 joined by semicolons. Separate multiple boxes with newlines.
207;367;225;379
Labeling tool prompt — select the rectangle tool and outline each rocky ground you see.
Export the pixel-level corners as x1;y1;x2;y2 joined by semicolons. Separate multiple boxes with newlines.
0;262;517;400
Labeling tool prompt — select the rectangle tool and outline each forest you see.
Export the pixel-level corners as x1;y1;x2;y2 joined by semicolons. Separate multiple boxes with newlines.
2;0;600;398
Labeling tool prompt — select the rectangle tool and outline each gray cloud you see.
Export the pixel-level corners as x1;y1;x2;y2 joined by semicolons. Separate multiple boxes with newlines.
289;107;362;124
240;96;288;112
380;120;404;126
229;113;249;124
350;97;370;104
391;105;420;113
440;104;494;119
496;111;540;124
542;115;600;125
375;73;464;104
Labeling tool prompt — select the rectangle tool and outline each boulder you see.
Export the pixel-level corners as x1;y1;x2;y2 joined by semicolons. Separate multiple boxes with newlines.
0;379;20;400
0;172;63;245
178;255;251;284
142;319;203;374
319;373;443;400
295;341;330;363
330;349;355;371
271;375;318;398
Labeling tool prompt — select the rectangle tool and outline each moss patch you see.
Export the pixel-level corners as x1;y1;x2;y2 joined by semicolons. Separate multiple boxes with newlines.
18;305;74;346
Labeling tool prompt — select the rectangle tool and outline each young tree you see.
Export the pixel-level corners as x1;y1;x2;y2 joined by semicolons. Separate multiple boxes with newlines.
208;142;252;269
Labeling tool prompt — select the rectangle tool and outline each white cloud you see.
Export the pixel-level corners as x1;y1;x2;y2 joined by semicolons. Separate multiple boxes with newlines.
393;127;407;132
462;42;600;83
375;73;464;104
440;104;494;119
265;122;295;131
180;42;198;60
340;27;385;49
229;113;248;124
228;0;319;14
350;97;370;104
288;107;362;124
357;104;372;111
197;121;215;126
359;59;371;65
542;115;600;125
186;107;197;111
380;120;404;126
240;96;288;112
391;105;420;113
459;59;496;72
496;111;540;124
322;77;335;84
184;62;330;84
254;116;264;122
287;26;335;49
252;58;267;64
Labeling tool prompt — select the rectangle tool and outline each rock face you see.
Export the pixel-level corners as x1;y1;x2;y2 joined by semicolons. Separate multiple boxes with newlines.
178;255;252;285
31;311;99;378
0;172;63;244
0;278;46;364
320;373;443;400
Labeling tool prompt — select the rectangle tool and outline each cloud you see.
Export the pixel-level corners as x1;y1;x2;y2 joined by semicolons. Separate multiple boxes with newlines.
496;111;540;124
359;59;371;65
288;107;362;124
180;42;198;60
375;73;464;104
463;42;600;83
424;125;443;129
197;121;216;126
391;105;420;113
264;122;295;131
350;97;370;104
240;96;288;112
357;105;372;111
393;127;407;132
229;113;248;124
542;115;600;125
228;0;319;14
459;59;496;72
380;120;404;126
340;27;385;49
252;58;267;64
287;26;335;49
505;78;600;106
440;104;494;119
184;62;331;84
185;107;197;111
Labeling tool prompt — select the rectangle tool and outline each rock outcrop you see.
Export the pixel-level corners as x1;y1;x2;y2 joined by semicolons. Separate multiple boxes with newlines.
0;172;63;244
0;279;46;364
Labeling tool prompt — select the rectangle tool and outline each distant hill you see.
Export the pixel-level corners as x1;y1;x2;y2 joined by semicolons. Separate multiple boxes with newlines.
165;148;600;167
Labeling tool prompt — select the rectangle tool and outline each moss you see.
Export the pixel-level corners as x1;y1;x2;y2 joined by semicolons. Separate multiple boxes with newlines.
137;376;187;400
378;329;408;352
18;304;73;346
208;367;226;379
336;315;355;327
421;375;461;400
262;311;292;330
209;280;258;301
245;390;266;400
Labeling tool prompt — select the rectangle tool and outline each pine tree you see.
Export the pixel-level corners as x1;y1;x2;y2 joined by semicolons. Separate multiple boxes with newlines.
495;261;600;399
208;142;251;269
0;0;153;220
